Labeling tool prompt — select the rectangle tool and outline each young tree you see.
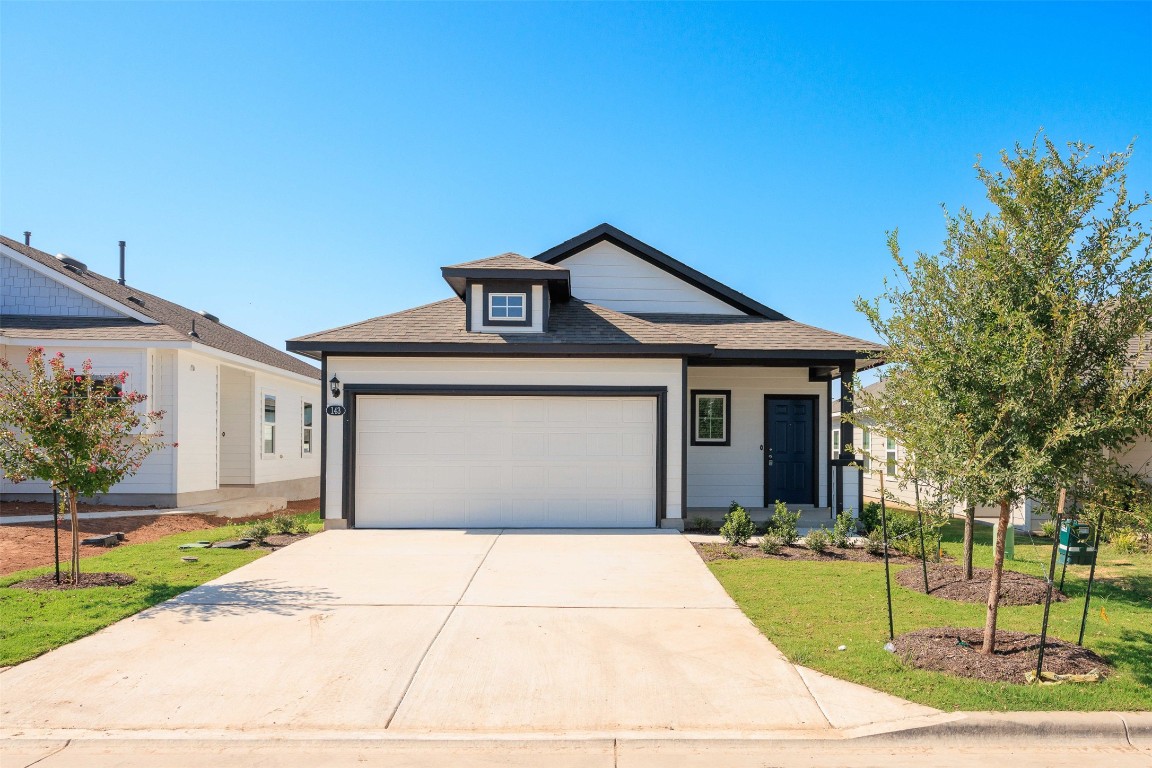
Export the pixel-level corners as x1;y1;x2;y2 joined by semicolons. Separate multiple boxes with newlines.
0;348;168;584
857;138;1152;653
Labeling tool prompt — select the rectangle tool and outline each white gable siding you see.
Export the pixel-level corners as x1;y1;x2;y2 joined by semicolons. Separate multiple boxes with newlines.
561;241;745;315
1;255;123;317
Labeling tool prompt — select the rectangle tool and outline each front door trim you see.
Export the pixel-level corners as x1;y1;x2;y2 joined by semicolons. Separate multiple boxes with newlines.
763;394;820;507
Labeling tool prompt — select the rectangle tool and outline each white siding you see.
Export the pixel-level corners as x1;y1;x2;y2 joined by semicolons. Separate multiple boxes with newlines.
687;367;829;508
0;344;175;496
562;241;745;315
1119;435;1152;485
174;350;219;494
219;365;255;484
468;283;546;333
325;357;684;523
252;368;323;486
1;255;124;317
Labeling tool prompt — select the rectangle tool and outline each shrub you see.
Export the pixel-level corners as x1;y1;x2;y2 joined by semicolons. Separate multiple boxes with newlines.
689;515;716;534
830;511;855;548
804;527;831;553
769;500;801;545
270;513;307;535
759;532;784;554
1109;530;1144;554
243;520;272;544
1039;519;1058;539
864;528;887;556
860;501;883;533
720;501;757;546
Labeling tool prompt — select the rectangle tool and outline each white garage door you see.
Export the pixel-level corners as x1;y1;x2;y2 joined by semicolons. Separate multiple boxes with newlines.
354;395;658;528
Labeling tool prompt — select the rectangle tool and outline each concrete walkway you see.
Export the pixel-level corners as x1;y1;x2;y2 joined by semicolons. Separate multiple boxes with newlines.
0;529;941;740
0;496;287;525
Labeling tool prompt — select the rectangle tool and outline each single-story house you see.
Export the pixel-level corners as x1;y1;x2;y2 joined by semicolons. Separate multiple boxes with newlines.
287;223;883;530
1;234;321;506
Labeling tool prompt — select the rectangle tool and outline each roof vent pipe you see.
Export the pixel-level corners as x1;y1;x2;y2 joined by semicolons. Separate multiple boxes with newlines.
118;241;126;285
23;231;31;246
189;318;199;338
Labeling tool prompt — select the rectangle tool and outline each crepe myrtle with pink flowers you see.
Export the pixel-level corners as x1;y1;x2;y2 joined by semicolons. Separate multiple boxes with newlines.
0;347;170;583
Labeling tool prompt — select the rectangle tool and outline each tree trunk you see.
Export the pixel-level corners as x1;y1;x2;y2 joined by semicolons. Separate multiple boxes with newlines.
68;488;81;585
981;499;1011;654
963;502;976;580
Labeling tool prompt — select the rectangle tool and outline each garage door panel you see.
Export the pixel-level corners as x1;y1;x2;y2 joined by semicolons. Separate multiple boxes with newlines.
355;395;658;528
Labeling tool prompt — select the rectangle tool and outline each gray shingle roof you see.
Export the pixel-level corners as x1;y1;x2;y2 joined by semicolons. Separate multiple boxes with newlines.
443;253;568;272
1;236;318;379
1;315;187;342
288;297;707;351
632;314;886;355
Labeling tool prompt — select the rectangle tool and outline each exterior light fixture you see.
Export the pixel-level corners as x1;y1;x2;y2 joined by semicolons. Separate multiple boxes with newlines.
329;375;341;399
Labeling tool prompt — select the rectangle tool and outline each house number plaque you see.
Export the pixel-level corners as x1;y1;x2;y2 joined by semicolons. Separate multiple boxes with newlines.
325;405;347;416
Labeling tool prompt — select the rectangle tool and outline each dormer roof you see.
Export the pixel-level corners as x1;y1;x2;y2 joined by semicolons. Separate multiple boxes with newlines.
441;252;570;299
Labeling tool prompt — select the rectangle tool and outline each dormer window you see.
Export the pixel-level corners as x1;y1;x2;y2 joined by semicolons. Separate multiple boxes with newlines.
488;292;526;322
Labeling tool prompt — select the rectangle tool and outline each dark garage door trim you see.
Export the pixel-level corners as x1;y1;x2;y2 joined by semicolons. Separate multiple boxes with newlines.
341;384;669;528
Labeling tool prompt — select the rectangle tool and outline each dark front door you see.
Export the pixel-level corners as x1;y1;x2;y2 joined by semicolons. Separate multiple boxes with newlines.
764;396;816;505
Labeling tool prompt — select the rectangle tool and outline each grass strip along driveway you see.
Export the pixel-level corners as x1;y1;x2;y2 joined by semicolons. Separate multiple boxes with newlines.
0;512;321;667
709;520;1152;712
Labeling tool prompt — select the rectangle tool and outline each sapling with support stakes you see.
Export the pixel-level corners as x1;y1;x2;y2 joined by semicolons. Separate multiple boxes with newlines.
879;471;895;651
1078;508;1106;646
914;478;929;593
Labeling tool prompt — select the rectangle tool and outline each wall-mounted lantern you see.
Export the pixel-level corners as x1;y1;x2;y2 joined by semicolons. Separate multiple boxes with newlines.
329;375;341;400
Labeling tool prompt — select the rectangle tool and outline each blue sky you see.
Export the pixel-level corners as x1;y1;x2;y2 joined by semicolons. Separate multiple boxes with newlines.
3;2;1149;367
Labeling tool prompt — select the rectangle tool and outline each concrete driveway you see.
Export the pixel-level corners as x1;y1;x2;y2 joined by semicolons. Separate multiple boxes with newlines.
1;529;934;737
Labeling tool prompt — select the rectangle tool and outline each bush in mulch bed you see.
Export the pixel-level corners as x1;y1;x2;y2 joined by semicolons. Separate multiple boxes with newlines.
895;563;1066;606
9;572;136;591
894;627;1110;684
694;541;926;564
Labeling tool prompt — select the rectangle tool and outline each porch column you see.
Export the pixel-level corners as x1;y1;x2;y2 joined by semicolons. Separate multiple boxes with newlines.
837;360;858;515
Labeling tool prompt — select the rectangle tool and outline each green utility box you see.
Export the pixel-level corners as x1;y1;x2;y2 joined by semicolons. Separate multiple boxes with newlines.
1058;519;1097;566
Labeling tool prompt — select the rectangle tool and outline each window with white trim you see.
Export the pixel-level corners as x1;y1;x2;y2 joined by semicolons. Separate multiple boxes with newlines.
692;391;730;445
263;395;276;455
302;402;313;455
488;292;526;321
886;436;898;478
861;428;872;471
832;428;840;456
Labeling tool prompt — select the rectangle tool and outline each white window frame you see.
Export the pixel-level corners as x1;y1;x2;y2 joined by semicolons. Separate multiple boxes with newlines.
886;436;898;478
262;393;277;456
692;391;730;445
487;292;526;321
832;428;840;456
302;401;313;455
861;428;872;471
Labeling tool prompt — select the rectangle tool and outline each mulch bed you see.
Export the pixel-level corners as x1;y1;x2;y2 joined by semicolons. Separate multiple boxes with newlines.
894;627;1111;684
895;563;1066;606
693;541;928;564
9;572;137;591
260;533;313;549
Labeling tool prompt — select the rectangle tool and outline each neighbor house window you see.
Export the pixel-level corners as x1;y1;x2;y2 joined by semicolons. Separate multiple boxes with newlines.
861;428;872;471
263;395;276;455
886;436;898;478
302;402;313;455
488;292;526;321
691;390;730;446
832;428;840;456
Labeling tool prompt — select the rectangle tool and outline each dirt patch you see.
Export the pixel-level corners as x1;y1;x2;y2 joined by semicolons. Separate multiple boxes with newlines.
0;499;320;576
9;572;137;590
1;501;157;517
895;563;1066;606
693;541;929;564
894;627;1111;684
260;532;313;549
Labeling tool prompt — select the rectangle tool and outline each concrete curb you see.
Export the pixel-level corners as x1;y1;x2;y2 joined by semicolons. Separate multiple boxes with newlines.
846;711;1144;745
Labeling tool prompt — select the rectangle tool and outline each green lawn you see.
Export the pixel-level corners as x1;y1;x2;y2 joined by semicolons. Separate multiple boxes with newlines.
0;511;322;667
709;519;1152;711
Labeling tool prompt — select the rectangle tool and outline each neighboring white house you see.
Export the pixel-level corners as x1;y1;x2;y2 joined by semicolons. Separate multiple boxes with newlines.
287;223;884;530
1;235;321;506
